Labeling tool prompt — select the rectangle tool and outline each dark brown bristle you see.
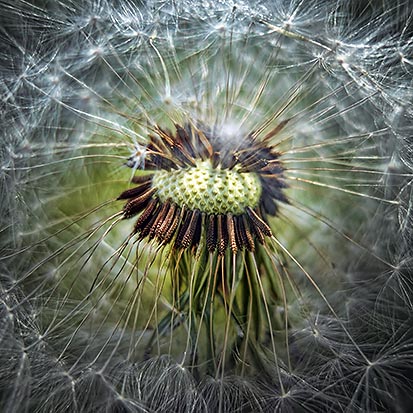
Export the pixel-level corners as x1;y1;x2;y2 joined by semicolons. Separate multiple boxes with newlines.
123;187;157;218
206;215;217;253
217;214;228;256
246;207;273;237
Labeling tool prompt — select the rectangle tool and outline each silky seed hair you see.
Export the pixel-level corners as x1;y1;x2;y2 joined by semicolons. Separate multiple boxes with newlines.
1;1;413;412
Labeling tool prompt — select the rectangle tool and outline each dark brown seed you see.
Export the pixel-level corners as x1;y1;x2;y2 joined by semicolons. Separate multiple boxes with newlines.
131;175;154;184
233;215;243;250
157;203;177;240
180;210;201;249
236;149;258;168
192;212;204;249
261;178;289;205
246;207;272;237
249;220;265;244
217;214;228;256
117;180;152;200
133;198;158;233
162;206;181;244
241;215;255;251
123;187;157;218
175;209;193;249
138;202;162;239
227;214;237;254
149;201;170;239
206;215;217;253
118;121;288;255
147;134;181;169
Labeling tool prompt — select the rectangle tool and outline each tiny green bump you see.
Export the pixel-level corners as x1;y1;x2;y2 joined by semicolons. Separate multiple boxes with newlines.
152;160;262;215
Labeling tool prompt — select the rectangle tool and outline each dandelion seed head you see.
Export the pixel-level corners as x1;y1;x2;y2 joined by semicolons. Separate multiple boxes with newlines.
153;160;262;215
119;120;288;253
1;0;413;411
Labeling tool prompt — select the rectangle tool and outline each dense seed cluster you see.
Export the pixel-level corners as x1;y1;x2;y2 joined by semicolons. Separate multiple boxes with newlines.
152;160;262;215
118;123;288;254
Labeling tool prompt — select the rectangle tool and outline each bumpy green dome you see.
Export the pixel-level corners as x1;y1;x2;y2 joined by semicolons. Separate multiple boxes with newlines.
152;160;262;215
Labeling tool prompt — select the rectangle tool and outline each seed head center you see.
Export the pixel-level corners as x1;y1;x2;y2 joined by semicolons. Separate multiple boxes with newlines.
152;160;262;215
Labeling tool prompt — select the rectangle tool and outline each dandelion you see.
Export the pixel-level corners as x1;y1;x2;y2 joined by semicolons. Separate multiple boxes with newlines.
1;0;413;412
